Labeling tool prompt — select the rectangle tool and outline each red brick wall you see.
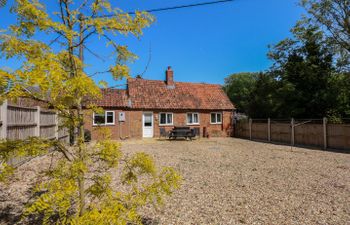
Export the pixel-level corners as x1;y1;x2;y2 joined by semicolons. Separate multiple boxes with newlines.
84;109;233;140
84;109;142;140
152;110;233;138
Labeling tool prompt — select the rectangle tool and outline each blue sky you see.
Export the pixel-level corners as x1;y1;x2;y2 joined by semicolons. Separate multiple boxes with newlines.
0;0;304;86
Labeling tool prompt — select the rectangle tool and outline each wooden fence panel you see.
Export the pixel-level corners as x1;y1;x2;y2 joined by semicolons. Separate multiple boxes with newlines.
251;123;268;140
7;105;38;140
327;124;350;150
7;126;37;140
40;126;56;139
271;123;291;143
57;117;70;143
40;111;56;126
294;124;323;147
235;121;249;138
0;103;70;143
40;111;57;139
7;105;37;125
235;119;350;151
0;102;72;166
58;127;69;143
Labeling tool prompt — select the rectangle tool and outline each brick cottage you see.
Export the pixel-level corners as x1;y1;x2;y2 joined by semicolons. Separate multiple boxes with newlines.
84;67;235;140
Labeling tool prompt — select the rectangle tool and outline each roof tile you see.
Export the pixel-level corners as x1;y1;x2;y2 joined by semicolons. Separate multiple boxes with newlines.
127;78;234;110
90;78;235;110
92;89;129;108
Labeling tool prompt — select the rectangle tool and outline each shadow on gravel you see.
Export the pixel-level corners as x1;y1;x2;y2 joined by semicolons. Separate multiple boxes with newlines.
141;216;160;225
0;207;160;225
0;205;19;224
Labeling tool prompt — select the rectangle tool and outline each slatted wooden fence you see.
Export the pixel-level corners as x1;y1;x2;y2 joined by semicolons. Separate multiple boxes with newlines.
0;100;69;142
0;100;70;166
235;118;350;151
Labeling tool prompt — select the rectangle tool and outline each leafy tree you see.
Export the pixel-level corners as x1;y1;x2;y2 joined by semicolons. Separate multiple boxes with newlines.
274;29;336;118
269;25;348;119
330;71;350;118
0;0;6;7
267;0;350;118
299;0;350;71
267;0;350;119
223;72;258;113
300;0;350;52
246;72;278;118
0;0;181;224
225;0;349;119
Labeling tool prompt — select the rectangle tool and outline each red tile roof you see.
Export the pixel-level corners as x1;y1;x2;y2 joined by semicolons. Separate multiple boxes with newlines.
91;78;234;110
127;78;234;110
92;89;129;108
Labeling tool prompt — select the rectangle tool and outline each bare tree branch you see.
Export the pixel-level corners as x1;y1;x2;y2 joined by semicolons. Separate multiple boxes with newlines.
88;70;111;78
72;29;97;48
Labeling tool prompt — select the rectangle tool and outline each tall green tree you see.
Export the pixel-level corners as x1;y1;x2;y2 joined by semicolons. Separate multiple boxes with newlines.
225;0;349;119
223;72;258;113
0;1;181;224
300;0;350;71
268;19;350;119
265;0;350;119
246;72;278;118
0;0;6;7
272;28;336;118
301;0;350;52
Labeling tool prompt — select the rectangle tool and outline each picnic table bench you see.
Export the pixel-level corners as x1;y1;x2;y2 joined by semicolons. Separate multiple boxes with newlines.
169;126;196;140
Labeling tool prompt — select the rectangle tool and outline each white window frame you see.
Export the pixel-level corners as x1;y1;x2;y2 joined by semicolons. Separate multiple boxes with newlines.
210;112;222;124
93;111;115;126
187;112;200;125
159;112;173;126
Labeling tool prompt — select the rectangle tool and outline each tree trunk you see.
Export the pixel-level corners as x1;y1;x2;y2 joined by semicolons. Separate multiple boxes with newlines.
77;105;86;216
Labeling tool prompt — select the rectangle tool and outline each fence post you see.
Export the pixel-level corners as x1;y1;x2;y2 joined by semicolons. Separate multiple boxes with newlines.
0;100;8;139
267;118;271;142
323;117;327;150
35;106;41;137
55;113;59;140
249;118;252;140
291;118;295;146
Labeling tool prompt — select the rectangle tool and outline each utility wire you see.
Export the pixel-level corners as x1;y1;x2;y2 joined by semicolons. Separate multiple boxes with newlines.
48;0;234;69
93;0;235;18
49;0;235;46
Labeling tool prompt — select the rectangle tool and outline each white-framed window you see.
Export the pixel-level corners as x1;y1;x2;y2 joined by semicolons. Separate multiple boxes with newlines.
187;113;199;125
93;111;115;125
210;112;222;124
159;112;173;125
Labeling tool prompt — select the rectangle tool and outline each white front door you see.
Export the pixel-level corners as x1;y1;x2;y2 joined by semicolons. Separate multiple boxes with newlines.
142;112;153;138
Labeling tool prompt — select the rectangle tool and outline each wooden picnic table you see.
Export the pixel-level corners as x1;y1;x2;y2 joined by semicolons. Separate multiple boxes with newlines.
169;126;196;140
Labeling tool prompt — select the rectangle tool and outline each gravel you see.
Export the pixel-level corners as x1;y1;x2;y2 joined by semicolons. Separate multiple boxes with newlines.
1;138;349;225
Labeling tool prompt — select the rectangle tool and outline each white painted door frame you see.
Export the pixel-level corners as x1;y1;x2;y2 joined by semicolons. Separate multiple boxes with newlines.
142;112;154;138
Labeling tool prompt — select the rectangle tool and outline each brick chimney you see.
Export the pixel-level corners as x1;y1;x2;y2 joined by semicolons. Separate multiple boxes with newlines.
166;66;175;87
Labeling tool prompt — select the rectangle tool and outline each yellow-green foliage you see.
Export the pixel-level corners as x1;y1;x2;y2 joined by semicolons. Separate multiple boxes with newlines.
21;140;181;225
0;162;15;182
0;0;180;224
0;137;51;182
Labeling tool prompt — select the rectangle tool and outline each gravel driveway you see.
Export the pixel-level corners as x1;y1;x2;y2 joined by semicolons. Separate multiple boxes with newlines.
123;138;350;225
1;138;349;225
